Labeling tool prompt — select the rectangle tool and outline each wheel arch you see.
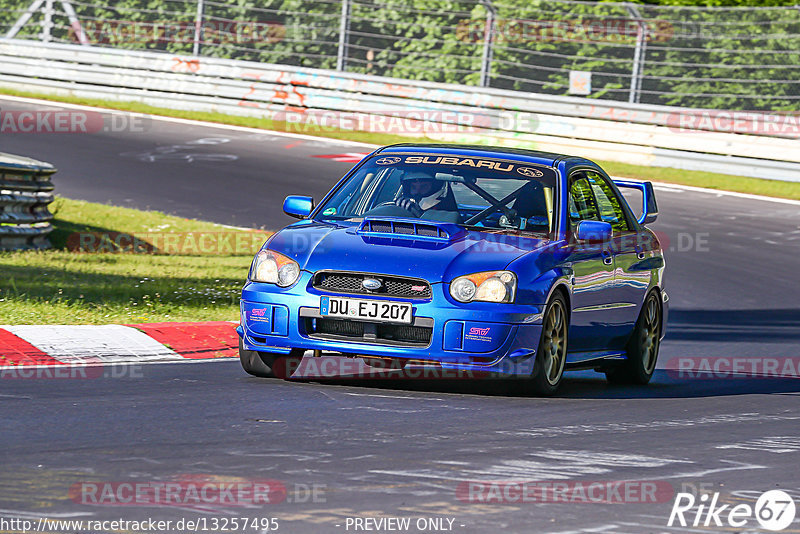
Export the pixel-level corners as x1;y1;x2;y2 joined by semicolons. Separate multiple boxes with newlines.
633;286;665;342
548;282;572;325
646;285;666;338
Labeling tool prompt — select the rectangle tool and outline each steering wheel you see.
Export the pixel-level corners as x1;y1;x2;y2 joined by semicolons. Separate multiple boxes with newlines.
363;201;417;217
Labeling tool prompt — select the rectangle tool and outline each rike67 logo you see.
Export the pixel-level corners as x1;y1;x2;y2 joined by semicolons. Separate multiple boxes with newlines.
668;490;796;531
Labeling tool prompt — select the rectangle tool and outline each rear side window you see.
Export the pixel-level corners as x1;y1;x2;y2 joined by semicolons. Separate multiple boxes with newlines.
568;171;632;233
586;172;632;232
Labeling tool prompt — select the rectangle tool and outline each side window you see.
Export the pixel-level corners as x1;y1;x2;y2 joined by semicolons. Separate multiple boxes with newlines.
568;175;600;225
586;172;632;232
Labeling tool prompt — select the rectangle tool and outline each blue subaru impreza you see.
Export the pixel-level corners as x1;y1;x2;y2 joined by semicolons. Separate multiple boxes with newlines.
237;144;667;394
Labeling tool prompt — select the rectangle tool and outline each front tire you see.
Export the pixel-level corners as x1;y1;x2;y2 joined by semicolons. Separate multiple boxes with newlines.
239;338;303;379
605;291;662;385
530;293;568;396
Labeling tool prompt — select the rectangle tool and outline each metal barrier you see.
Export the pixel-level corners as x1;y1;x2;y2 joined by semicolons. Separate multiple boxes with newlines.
1;39;799;182
0;152;56;251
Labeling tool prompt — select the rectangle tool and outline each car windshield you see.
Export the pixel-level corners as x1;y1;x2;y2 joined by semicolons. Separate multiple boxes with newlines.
313;154;558;234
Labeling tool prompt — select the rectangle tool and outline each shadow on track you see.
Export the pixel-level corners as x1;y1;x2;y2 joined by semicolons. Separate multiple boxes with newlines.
666;308;800;343
283;369;800;399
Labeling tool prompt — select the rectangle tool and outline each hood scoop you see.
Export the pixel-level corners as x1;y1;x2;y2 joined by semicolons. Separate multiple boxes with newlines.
355;217;466;242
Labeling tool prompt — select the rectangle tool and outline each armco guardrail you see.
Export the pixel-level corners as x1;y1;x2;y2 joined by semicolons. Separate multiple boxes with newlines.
1;39;798;182
0;152;56;251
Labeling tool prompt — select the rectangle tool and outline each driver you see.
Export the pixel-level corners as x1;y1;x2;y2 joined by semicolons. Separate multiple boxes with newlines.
395;171;456;217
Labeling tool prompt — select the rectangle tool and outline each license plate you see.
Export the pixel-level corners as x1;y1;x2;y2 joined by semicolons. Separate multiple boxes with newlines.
320;296;412;324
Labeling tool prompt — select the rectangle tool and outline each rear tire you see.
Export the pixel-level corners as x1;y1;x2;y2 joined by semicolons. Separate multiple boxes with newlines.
530;293;568;396
605;291;662;385
239;338;303;379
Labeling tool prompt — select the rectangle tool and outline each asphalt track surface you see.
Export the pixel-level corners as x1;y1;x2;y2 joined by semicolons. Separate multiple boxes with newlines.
2;97;800;533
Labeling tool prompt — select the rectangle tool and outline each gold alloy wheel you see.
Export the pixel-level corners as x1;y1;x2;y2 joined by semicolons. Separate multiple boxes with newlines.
641;293;661;375
542;299;568;385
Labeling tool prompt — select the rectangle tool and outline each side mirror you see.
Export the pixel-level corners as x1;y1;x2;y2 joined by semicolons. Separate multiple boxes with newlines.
576;220;612;242
283;196;314;219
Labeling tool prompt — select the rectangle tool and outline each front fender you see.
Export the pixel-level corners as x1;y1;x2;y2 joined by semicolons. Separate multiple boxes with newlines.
515;267;573;306
507;243;571;305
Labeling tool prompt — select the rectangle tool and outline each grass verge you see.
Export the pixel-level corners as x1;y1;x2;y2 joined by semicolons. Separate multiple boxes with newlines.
2;86;800;201
0;198;269;325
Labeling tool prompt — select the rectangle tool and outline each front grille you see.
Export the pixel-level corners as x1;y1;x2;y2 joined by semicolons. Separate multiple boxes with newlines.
315;273;363;293
313;271;432;299
306;318;432;347
316;318;364;337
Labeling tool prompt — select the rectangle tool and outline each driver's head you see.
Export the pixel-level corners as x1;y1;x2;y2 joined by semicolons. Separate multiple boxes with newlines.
401;171;439;201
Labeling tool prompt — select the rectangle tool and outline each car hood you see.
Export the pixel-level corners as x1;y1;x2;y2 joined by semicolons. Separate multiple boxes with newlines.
267;220;551;282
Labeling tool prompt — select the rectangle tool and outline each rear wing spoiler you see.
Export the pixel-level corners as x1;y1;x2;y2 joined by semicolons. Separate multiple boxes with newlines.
613;179;658;225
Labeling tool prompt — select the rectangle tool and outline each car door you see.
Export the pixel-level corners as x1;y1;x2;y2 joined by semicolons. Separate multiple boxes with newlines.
565;171;617;353
585;171;650;350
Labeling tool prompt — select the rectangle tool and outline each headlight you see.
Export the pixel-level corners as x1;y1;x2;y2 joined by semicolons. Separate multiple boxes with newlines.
450;271;516;303
250;250;301;287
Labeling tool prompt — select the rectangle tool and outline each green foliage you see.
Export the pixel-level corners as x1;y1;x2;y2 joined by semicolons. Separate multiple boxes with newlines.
1;0;797;109
0;197;266;324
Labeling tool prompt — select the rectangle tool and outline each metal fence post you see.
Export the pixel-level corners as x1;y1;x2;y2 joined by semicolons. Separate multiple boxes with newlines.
5;0;44;40
193;0;205;57
5;0;90;45
626;3;647;104
478;0;496;87
60;1;91;45
41;0;54;42
336;0;350;71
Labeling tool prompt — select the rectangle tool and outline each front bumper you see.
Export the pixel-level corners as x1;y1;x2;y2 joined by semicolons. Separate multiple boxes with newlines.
238;272;544;376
